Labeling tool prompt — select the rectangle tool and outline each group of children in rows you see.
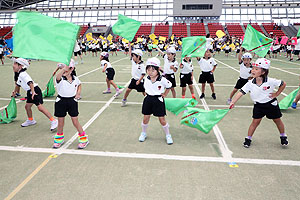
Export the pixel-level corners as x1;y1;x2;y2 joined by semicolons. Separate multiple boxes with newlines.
10;32;300;149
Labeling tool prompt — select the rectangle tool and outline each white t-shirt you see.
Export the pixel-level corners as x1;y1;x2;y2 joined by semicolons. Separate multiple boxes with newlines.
294;39;300;50
287;45;292;50
163;54;179;74
101;60;112;69
198;57;217;72
56;76;81;97
17;70;37;91
241;77;283;103
206;38;214;50
74;41;81;52
131;60;146;80
180;59;193;74
239;61;252;79
144;75;172;96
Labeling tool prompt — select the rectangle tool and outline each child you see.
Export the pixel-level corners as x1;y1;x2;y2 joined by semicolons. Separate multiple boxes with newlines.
197;50;217;99
11;58;58;130
0;44;4;65
121;46;146;106
291;76;300;109
100;52;121;96
73;39;83;64
179;56;195;99
53;60;89;149
110;42;117;56
147;42;153;57
229;58;288;148
139;57;173;145
224;43;230;57
227;49;252;104
158;42;164;57
156;47;178;98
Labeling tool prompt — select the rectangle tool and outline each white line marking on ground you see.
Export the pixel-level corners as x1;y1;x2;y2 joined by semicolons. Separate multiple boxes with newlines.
271;66;299;76
192;77;233;160
1;145;300;167
273;58;300;66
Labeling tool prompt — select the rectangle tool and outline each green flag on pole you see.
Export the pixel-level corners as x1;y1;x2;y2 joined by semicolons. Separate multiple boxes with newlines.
13;11;80;65
279;87;300;109
0;97;17;124
297;28;300;37
180;107;229;134
42;76;56;97
164;98;198;116
182;36;207;59
241;24;273;58
112;14;142;42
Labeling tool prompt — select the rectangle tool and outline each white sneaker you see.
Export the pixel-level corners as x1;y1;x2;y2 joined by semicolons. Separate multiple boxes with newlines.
21;119;36;127
166;134;173;145
121;99;127;107
139;132;147;142
50;119;58;131
115;90;121;97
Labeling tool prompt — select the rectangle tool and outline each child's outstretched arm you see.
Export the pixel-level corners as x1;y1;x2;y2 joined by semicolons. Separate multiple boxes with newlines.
162;88;171;98
229;91;244;109
156;47;165;56
238;47;243;63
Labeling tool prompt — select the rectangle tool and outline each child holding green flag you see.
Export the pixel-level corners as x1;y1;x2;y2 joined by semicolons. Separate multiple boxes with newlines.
12;58;58;131
230;58;288;148
53;60;89;149
139;57;173;145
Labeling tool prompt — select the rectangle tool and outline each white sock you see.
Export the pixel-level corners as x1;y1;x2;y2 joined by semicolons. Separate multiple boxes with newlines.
162;123;170;135
141;122;148;133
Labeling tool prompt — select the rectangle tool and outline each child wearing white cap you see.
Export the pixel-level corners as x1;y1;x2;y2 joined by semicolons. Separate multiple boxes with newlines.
227;48;252;104
156;47;179;98
139;57;173;145
121;43;146;107
11;58;58;131
100;52;121;96
229;58;288;148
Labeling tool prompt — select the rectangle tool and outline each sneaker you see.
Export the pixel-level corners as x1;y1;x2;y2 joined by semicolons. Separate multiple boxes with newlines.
280;136;289;146
291;102;297;109
81;60;83;64
289;58;293;61
53;134;64;149
50;119;58;131
103;90;111;94
212;93;216;100
139;132;147;142
20;97;27;101
200;93;205;99
166;134;173;145
114;90;121;97
21;119;36;127
78;135;89;149
15;93;21;97
297;58;300;61
121;99;127;107
227;98;232;105
243;137;252;148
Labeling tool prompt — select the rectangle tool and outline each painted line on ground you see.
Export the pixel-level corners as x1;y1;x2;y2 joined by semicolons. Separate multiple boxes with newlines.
192;76;233;161
271;66;299;76
1;145;300;167
273;58;300;67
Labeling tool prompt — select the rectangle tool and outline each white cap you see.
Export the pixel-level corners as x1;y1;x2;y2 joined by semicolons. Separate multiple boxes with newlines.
13;58;30;68
166;47;176;54
242;52;252;59
132;49;143;57
254;58;270;70
146;57;160;68
100;52;109;58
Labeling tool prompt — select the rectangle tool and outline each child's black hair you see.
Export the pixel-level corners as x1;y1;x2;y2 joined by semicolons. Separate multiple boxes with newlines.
101;56;109;62
146;65;160;76
261;68;269;79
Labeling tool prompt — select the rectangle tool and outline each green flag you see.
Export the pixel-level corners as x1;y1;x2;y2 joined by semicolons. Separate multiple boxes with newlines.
0;97;17;124
13;11;80;65
42;76;56;97
241;24;273;58
297;28;300;37
117;84;125;89
182;36;206;59
165;98;198;116
180;107;229;134
112;14;142;42
279;87;300;109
